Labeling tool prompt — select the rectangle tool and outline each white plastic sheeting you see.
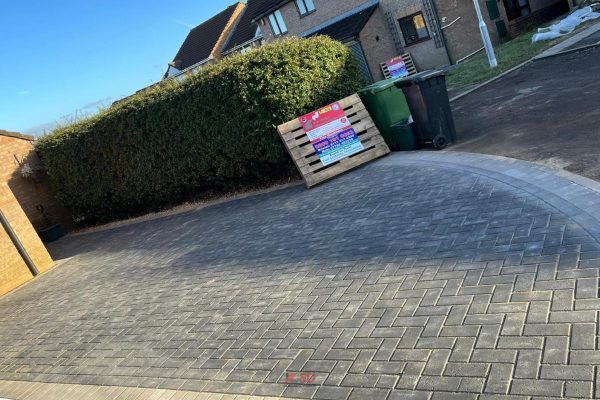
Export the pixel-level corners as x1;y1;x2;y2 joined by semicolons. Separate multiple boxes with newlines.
532;6;600;42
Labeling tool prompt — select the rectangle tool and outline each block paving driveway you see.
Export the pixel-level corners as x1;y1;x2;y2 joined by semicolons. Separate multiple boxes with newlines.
2;152;600;399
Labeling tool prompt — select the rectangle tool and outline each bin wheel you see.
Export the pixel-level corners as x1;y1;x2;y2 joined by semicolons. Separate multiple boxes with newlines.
433;134;449;150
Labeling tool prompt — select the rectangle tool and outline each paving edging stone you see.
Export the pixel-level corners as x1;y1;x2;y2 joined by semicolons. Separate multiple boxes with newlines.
383;151;600;242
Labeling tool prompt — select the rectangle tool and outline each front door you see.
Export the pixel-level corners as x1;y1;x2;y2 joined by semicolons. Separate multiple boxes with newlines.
503;0;531;20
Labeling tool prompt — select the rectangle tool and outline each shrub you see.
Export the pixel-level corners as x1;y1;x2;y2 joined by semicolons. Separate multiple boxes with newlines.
36;36;365;223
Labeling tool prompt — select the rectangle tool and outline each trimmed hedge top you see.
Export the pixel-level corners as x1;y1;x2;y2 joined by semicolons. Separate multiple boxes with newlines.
36;36;365;223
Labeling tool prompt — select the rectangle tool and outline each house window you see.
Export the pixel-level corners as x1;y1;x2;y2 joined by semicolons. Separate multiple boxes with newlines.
503;0;531;20
398;12;430;46
268;10;288;36
295;0;316;16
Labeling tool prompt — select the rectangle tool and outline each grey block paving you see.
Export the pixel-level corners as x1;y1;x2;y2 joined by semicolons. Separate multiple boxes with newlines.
2;152;600;399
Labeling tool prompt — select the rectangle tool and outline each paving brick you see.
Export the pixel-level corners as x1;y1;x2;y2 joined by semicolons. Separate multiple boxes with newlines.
388;390;432;400
474;349;519;364
340;373;378;388
375;374;398;389
2;155;600;400
565;380;593;398
449;337;476;363
549;310;596;323
313;386;352;400
576;277;599;299
422;349;451;376
571;323;596;350
443;362;489;377
540;364;594;380
497;336;544;350
348;388;390;400
416;376;461;392
543;337;569;364
570;350;600;364
475;325;501;349
484;364;513;394
510;379;563;397
514;350;541;379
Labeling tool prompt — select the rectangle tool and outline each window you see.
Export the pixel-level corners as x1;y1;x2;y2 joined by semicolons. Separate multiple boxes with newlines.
295;0;316;16
503;0;531;20
267;10;287;36
398;12;430;46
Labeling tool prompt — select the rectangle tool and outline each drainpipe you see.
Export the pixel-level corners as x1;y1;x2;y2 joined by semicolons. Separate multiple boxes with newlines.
0;208;39;276
428;0;455;65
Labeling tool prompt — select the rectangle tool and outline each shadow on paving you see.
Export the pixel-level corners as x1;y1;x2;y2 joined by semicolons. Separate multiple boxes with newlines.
2;161;600;399
451;45;600;181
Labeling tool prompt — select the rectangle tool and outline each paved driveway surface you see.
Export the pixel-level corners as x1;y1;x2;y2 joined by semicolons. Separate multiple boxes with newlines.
2;153;600;399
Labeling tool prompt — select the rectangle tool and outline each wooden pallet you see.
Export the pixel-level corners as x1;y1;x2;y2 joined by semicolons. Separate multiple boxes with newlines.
277;94;390;188
380;53;418;80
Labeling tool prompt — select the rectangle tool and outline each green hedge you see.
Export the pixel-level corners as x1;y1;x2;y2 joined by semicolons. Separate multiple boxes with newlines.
36;36;364;223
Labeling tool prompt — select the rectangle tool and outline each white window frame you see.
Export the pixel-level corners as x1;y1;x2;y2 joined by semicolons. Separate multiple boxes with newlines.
295;0;316;16
267;10;287;36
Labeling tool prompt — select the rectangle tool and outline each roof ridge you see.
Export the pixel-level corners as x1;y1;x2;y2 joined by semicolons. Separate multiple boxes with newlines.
188;1;242;33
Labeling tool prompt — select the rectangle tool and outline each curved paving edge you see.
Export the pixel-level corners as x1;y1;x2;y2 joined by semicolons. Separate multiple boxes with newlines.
0;379;295;400
380;151;600;241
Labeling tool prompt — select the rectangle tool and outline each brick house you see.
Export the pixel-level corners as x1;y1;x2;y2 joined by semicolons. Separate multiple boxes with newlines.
165;2;246;79
0;130;55;296
114;2;246;103
221;0;572;82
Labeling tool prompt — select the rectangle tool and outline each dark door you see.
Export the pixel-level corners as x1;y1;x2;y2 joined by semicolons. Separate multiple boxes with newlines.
347;41;374;84
503;0;531;20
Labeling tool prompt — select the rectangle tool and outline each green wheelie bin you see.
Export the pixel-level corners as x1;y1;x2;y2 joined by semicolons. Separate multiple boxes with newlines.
358;78;416;151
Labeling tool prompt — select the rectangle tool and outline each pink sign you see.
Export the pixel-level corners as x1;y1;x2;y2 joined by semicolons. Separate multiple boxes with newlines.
386;56;408;79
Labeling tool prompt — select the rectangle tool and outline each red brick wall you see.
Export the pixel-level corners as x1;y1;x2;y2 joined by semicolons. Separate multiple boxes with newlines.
0;183;53;296
0;133;73;231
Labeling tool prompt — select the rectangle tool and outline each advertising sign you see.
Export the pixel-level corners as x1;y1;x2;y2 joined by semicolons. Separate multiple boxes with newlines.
299;102;364;166
386;56;409;79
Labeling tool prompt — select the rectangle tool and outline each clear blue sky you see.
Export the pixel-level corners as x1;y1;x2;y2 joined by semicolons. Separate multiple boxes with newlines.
0;0;236;135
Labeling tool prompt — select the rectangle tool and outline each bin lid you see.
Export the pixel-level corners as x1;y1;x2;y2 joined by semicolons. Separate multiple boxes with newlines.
358;75;409;95
394;69;446;88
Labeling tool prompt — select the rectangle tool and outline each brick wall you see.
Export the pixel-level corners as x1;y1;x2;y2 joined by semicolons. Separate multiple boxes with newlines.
359;8;399;81
0;132;73;232
509;0;570;36
259;0;367;41
434;0;507;64
381;0;450;69
0;183;53;297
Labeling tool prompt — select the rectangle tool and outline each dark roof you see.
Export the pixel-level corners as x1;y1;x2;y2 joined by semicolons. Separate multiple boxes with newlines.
222;0;272;53
306;3;378;42
171;3;240;71
250;0;288;21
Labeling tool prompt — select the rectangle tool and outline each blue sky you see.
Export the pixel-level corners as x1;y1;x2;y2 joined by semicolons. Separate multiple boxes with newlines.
0;0;236;135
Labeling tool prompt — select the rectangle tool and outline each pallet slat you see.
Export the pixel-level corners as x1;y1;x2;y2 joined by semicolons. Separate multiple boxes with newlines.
283;106;369;144
278;94;363;135
298;135;386;174
277;95;390;188
380;53;418;80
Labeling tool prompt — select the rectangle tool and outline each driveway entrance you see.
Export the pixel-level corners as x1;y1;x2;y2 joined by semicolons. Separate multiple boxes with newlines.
2;152;600;399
